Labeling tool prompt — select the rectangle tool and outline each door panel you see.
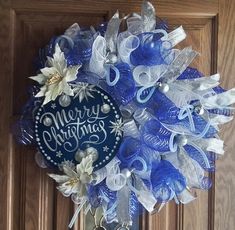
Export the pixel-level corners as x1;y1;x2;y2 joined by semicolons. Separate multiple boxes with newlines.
1;0;234;230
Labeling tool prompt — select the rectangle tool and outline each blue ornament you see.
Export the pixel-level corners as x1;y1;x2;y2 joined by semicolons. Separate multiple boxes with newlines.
34;84;123;170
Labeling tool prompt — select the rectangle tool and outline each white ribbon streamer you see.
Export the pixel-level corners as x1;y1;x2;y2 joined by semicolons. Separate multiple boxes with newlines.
68;197;87;228
193;138;224;155
202;88;235;109
161;47;198;83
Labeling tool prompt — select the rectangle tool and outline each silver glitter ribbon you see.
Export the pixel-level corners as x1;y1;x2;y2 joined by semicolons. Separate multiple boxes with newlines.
141;1;156;32
161;47;198;83
105;11;121;54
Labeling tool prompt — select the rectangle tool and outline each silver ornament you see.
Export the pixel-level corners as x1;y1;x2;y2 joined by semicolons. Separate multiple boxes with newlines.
43;116;52;126
158;83;169;93
106;52;118;64
85;147;99;162
121;168;132;178
59;94;71;107
75;149;87;162
35;151;48;168
194;105;204;115
101;104;111;114
175;135;188;146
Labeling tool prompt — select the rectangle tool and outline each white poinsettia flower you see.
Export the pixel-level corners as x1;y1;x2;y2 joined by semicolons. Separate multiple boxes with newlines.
30;44;82;105
49;165;80;197
76;153;94;176
48;155;94;197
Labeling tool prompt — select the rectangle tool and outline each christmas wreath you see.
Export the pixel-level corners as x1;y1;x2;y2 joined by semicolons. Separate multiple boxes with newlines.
15;1;235;229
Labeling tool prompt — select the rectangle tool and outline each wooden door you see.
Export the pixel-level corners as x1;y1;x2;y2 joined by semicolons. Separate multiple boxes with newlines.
0;0;234;229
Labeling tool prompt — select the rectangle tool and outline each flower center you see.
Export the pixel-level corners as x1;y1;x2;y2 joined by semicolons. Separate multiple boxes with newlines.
46;72;63;85
66;178;79;186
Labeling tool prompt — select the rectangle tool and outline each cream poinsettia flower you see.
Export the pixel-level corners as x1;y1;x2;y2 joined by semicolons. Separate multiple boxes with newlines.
48;155;94;197
30;44;81;105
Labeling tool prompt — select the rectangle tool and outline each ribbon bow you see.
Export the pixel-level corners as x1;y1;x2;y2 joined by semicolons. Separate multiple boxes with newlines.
132;27;189;103
166;118;221;171
133;64;166;103
104;157;156;224
89;12;121;86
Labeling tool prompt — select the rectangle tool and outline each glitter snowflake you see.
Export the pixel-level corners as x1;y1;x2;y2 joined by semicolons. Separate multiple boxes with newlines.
56;151;63;158
109;119;124;136
51;103;56;109
103;146;109;152
71;82;96;102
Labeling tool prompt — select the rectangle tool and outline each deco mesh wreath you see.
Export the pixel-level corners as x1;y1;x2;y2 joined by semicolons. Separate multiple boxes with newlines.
15;1;235;229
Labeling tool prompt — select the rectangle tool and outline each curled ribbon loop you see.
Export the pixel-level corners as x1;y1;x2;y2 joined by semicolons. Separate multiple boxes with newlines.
118;32;140;65
137;86;156;104
54;23;81;52
106;159;127;191
105;156;156;213
55;35;74;51
89;35;106;77
133;65;165;103
90;12;121;85
133;65;160;87
178;104;196;132
129;156;150;179
105;158;127;191
89;35;121;86
169;133;178;152
105;64;120;86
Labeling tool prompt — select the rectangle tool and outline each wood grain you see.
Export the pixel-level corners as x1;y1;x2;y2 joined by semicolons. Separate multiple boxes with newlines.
215;0;235;230
0;5;14;230
54;190;74;230
1;0;218;17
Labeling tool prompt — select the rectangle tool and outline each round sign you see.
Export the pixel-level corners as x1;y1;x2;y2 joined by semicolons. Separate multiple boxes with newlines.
34;83;123;170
